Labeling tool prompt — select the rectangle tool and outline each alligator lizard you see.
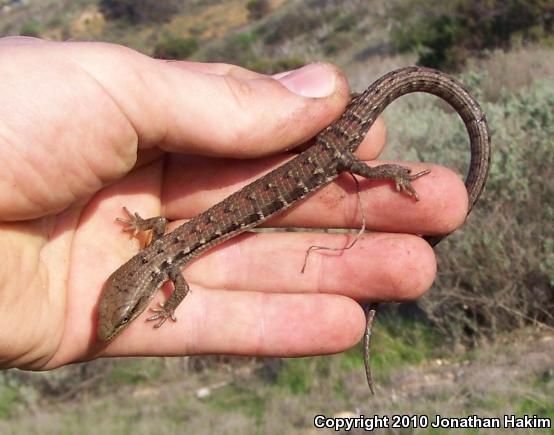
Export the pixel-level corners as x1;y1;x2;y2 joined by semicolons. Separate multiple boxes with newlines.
97;66;491;392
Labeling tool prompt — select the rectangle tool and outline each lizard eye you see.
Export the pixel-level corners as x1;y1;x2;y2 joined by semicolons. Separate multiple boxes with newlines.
119;315;130;325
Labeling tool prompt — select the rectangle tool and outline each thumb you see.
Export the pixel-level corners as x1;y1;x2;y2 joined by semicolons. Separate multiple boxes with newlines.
68;44;350;157
0;39;349;220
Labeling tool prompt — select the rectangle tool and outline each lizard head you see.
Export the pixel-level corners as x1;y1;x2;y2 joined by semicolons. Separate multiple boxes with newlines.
97;265;156;341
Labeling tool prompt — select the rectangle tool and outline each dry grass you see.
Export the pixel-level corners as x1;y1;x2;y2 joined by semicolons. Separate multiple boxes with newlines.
469;46;554;101
166;0;248;40
0;329;551;434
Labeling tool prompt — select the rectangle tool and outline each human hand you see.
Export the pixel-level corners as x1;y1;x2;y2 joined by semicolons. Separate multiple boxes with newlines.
0;37;467;369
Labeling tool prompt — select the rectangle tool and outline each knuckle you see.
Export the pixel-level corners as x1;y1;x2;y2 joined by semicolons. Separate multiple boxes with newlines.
220;76;259;147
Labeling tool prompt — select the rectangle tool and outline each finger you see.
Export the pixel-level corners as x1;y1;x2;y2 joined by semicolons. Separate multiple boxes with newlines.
162;156;468;236
355;116;386;160
281;163;468;235
98;290;366;357
185;232;436;302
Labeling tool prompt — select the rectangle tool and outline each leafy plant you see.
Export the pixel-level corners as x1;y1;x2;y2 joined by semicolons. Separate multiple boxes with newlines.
99;0;181;24
389;0;554;69
153;36;199;60
247;0;272;21
385;76;554;341
19;21;42;37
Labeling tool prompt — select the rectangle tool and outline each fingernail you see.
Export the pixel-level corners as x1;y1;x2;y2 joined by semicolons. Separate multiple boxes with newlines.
275;63;336;98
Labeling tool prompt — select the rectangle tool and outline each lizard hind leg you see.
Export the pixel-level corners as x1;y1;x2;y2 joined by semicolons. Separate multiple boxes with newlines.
336;151;430;200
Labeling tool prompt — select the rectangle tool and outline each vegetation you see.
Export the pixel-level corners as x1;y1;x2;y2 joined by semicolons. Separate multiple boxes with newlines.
0;321;551;432
98;0;181;24
0;384;19;419
246;0;271;21
153;35;199;60
19;20;42;37
382;72;553;343
389;0;554;69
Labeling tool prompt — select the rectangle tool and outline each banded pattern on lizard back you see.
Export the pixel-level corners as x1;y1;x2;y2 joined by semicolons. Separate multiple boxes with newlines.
97;66;491;392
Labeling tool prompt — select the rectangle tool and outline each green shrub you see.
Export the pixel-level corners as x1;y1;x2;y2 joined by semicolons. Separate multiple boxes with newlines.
203;26;305;72
212;32;258;65
153;36;199;60
333;13;358;33
389;0;554;69
385;76;554;342
99;0;181;24
205;385;266;420
247;56;306;74
107;360;164;385
247;0;272;21
276;359;314;394
19;21;42;37
261;9;322;45
0;385;19;419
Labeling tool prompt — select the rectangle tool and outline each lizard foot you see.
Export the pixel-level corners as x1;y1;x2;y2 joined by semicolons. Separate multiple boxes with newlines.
116;207;147;236
147;303;178;328
392;167;430;200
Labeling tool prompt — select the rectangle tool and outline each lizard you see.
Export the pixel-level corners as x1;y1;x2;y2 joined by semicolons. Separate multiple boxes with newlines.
97;66;491;393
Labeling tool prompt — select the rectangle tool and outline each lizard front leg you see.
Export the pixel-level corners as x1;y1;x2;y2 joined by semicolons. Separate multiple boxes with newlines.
147;266;191;328
116;207;168;244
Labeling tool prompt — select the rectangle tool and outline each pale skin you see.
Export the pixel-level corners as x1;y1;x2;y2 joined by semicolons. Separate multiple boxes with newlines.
0;37;468;370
